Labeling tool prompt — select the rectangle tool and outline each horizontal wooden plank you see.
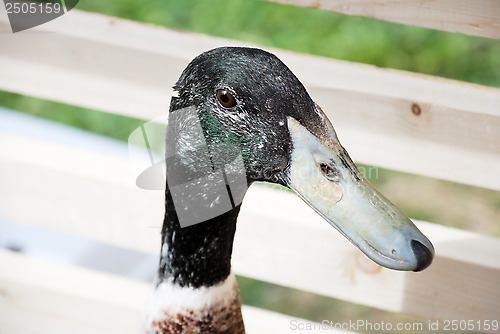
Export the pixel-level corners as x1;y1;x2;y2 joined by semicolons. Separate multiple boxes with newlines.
237;191;500;327
267;0;500;39
0;249;333;334
0;132;499;326
1;10;499;190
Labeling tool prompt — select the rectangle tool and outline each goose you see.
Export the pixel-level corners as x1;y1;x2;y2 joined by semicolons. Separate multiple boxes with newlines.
143;47;434;334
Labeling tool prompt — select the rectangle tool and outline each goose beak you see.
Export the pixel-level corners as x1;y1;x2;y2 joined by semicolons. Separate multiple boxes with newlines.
286;116;434;272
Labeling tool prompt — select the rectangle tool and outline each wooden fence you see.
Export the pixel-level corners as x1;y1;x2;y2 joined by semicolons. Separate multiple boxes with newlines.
0;2;499;333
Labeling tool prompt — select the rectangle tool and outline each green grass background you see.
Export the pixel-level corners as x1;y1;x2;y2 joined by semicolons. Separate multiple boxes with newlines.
1;1;499;332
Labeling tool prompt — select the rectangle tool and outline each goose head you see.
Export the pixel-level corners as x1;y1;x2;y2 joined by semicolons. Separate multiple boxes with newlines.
166;46;434;272
146;47;434;333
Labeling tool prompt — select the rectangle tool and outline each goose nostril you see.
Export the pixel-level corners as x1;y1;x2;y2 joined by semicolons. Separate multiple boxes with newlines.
411;240;434;272
319;162;340;182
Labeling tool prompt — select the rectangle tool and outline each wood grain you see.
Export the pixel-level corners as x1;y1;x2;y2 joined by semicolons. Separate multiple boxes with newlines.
1;10;499;190
267;0;500;39
0;249;329;334
1;133;498;327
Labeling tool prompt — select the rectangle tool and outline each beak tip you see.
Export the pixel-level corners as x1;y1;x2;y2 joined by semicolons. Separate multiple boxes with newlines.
411;239;434;272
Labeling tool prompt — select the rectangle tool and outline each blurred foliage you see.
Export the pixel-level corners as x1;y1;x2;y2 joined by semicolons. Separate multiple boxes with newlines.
236;275;430;333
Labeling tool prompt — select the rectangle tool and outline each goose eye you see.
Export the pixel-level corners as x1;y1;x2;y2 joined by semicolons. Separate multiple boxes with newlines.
216;89;237;109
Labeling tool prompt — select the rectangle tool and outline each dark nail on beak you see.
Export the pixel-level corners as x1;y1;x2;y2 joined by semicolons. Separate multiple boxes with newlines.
411;240;434;272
